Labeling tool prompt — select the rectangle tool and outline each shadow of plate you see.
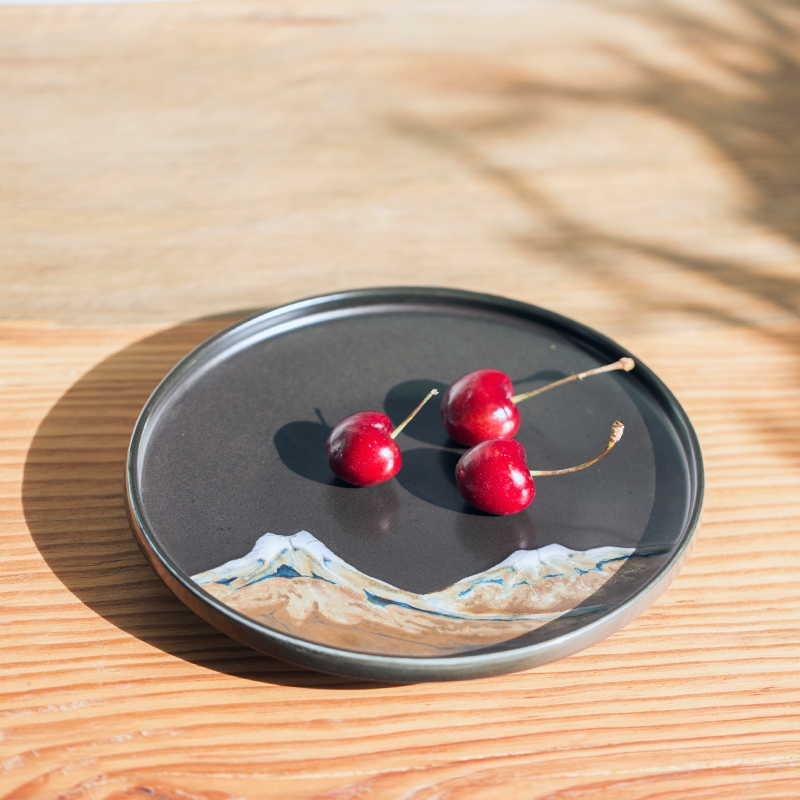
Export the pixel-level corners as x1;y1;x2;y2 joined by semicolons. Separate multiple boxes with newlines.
21;312;390;689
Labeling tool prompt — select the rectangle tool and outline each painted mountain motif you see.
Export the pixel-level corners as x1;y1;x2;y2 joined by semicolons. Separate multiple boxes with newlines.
192;531;665;657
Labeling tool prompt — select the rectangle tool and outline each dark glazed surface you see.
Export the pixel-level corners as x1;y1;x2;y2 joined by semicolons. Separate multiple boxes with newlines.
137;297;690;599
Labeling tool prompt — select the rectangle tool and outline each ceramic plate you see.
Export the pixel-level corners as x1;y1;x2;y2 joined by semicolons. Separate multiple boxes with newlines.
125;288;703;682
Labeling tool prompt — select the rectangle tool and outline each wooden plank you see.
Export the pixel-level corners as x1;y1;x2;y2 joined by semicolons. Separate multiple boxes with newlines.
0;0;798;334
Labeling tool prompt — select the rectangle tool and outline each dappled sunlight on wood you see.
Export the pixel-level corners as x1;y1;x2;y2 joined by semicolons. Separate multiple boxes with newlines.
2;1;800;798
390;0;800;471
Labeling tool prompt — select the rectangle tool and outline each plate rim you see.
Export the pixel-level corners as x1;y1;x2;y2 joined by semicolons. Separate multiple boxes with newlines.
124;286;704;682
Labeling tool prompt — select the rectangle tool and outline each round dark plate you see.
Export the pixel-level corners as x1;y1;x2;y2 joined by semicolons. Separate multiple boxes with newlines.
125;288;703;682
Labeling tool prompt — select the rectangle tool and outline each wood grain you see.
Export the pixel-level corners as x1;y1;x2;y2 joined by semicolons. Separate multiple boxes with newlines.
2;0;800;797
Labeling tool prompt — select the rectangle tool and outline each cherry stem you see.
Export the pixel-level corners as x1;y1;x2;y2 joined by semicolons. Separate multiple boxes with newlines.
510;357;635;405
529;421;624;476
390;389;439;439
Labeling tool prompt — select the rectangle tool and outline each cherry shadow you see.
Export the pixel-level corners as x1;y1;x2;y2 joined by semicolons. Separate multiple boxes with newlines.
20;314;390;689
383;379;454;447
394;447;475;514
272;413;343;486
394;447;543;550
511;369;568;387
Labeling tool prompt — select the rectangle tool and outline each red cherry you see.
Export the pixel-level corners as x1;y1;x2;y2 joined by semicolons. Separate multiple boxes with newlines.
327;411;402;486
326;389;438;486
456;421;625;515
441;358;635;447
455;438;535;515
440;369;520;447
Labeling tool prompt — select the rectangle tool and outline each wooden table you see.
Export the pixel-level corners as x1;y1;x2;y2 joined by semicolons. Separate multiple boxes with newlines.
2;1;799;797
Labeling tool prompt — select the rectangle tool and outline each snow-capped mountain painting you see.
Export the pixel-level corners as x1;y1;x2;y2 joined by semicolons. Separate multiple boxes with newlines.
192;531;664;656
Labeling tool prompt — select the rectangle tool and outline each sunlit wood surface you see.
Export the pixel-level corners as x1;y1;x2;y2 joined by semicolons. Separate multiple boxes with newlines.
2;1;800;797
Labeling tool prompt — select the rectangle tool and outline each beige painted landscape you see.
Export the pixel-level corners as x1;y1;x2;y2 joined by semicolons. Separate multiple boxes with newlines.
194;531;665;656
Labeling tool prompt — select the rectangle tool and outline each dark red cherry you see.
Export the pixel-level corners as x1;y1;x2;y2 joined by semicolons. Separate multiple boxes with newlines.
326;411;402;487
441;358;634;447
326;389;439;487
456;421;625;515
455;438;535;515
440;369;520;447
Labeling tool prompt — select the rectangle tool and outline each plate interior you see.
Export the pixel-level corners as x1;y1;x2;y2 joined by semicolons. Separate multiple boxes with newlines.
133;298;693;659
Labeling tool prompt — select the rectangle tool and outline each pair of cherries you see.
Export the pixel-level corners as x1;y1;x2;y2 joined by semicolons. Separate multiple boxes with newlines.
326;357;634;515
